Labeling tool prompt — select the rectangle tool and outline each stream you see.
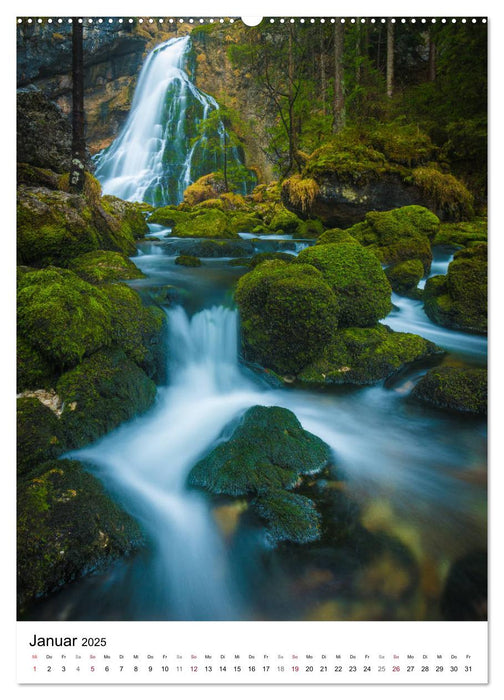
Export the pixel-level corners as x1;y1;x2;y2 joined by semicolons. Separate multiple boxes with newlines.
25;237;487;622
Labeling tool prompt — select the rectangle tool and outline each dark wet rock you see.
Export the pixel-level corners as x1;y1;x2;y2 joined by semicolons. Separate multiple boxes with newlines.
411;367;487;415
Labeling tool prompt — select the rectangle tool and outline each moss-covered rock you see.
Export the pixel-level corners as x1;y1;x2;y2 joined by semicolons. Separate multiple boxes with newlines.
168;238;254;258
68;250;145;284
183;172;226;205
433;218;487;247
385;259;424;298
235;260;339;374
423;244;487;333
268;206;304;233
172;208;239;239
298;324;441;385
248;251;295;268
296;243;392;327
175;254;202;267
297;218;325;238
17;267;113;370
347;205;439;273
17;182;145;267
148;205;191;227
17;397;65;477
281;174;320;214
17;459;145;612
316;228;362;246
57;347;156;449
17;335;56;391
411;367;487;415
188;405;331;496
101;284;166;380
410;167;474;221
227;211;264;234
253;489;321;544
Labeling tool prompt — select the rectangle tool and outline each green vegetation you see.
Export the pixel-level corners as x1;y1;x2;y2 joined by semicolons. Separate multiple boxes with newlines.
298;324;440;386
69;250;145;284
175;254;202;267
57;347;156;449
385;259;424;298
423;244;487;333
253;489;321;544
17;459;145;612
235;261;339;374
17;397;64;477
296;243;392;326
17;267;113;370
411;367;487;415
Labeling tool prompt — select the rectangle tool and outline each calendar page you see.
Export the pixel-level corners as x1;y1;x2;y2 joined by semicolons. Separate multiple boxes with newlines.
14;1;489;688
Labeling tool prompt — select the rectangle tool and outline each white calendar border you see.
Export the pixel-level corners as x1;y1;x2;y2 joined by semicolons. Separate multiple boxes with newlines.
5;0;503;697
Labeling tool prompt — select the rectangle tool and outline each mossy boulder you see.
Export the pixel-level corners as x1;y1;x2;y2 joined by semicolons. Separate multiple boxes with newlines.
423;244;487;333
227;211;264;234
57;347;157;449
385;259;424;298
316;228;361;247
248;251;295;268
268;206;304;233
172;209;239;239
68;250;145;284
347;205;439;273
298;324;441;386
297;218;325;238
235;261;339;374
296;243;392;327
410;167;474;221
188;405;331;496
17;397;65;477
253;489;321;544
411;367;487;415
148;205;191;227
17;335;56;391
167;238;254;258
433;218;487;247
175;254;202;267
17;267;113;370
101;283;166;380
17;459;145;612
183;172;226;205
17;182;144;267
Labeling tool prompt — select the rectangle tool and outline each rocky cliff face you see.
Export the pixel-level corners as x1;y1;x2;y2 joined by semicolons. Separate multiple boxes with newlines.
17;21;274;180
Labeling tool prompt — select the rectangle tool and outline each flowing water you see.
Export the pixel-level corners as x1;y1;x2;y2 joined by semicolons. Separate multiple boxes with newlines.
25;240;487;622
94;36;249;205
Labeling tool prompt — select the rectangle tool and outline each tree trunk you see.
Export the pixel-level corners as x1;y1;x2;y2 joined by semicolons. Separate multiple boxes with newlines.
320;27;327;114
333;21;345;133
69;19;86;193
428;29;437;81
386;20;394;98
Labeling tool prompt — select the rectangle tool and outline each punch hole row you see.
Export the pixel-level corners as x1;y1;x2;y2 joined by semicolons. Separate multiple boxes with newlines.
16;17;488;25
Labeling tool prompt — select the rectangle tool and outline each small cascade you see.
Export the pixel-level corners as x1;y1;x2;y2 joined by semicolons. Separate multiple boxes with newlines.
94;36;248;206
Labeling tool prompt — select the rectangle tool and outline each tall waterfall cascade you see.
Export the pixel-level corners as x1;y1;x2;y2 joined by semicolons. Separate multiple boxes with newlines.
94;35;248;206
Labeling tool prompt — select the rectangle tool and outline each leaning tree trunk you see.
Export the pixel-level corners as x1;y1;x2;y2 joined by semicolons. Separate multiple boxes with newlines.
69;19;86;193
386;20;394;98
333;21;345;133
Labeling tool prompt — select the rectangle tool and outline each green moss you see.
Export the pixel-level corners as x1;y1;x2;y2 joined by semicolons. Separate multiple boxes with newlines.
17;397;64;477
253;489;321;544
172;208;239;239
228;211;264;234
101;284;166;380
347;205;439;273
369;121;435;166
17;267;113;370
235;261;339;374
297;218;325;238
68;250;145;284
57;347;157;449
182;172;226;206
248;252;295;268
385;259;424;298
433;218;487;247
175;254;202;267
411;367;487;415
316;228;361;246
17;163;60;189
266;206;304;233
304;140;393;184
410;167;474;221
281;175;320;213
296;243;392;327
188;405;331;496
298;324;441;385
17;335;56;391
17;459;145;612
423;244;487;333
148;205;191;227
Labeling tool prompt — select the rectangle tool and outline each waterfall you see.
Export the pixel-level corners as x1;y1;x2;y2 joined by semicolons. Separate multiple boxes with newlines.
72;306;263;619
94;36;248;206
